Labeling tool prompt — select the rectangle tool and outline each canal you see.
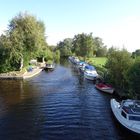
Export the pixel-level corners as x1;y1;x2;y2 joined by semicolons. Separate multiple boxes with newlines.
0;60;138;140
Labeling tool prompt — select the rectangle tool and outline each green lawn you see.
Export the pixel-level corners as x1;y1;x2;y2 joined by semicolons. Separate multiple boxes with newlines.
86;57;107;66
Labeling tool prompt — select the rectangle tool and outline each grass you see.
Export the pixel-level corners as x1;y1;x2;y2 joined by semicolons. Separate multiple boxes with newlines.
86;57;107;67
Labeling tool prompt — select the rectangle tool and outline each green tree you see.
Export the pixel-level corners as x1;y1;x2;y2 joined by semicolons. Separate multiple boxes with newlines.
128;57;140;98
94;37;107;57
0;34;11;72
105;48;133;94
132;49;140;58
72;33;95;57
0;12;48;72
57;38;72;57
9;12;46;57
54;50;60;62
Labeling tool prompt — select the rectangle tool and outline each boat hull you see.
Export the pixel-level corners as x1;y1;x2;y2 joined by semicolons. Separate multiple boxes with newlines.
84;73;97;81
95;84;114;94
110;99;140;134
44;64;55;70
44;67;54;70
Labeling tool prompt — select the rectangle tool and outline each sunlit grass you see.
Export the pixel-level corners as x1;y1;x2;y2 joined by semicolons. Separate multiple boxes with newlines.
86;57;107;66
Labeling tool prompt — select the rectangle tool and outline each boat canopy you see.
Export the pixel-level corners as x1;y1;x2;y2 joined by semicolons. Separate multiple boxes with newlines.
79;61;85;64
79;61;86;65
85;65;95;70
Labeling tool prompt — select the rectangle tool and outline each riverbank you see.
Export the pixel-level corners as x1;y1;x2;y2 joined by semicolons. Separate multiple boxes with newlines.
0;67;43;80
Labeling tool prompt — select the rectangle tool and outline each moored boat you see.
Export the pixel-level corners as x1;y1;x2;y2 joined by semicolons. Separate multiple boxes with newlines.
44;63;55;70
110;99;140;134
68;56;80;64
95;83;114;94
68;56;75;63
84;65;98;80
73;57;80;64
79;62;87;73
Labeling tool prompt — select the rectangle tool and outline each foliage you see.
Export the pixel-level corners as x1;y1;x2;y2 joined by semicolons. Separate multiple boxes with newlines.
48;45;57;51
0;34;22;72
127;57;140;98
94;37;107;57
57;38;72;57
105;48;133;94
47;60;53;64
9;12;47;56
107;46;117;56
0;12;48;72
43;49;53;61
72;33;95;57
56;33;108;58
132;49;140;58
54;50;60;62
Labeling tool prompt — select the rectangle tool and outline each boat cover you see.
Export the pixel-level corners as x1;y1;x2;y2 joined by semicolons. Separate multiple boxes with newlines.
85;65;95;70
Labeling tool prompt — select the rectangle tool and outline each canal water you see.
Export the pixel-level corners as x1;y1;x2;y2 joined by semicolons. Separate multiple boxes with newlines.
0;60;138;140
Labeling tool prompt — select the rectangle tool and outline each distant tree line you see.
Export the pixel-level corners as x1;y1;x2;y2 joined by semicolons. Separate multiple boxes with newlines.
56;33;107;58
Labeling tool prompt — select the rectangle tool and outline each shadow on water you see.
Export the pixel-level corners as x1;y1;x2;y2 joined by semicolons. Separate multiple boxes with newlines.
0;60;139;140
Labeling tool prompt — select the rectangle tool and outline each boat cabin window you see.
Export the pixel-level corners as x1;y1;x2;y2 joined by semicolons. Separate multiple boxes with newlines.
129;116;140;121
121;111;127;118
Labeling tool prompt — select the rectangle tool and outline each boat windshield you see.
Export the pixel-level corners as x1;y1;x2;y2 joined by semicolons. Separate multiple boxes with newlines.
79;61;86;65
129;115;140;121
122;100;140;115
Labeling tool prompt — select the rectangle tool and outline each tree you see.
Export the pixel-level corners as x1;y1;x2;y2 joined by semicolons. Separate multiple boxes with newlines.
9;12;47;56
127;57;140;98
54;50;60;62
105;48;133;94
0;34;11;72
107;46;117;56
94;37;107;57
57;38;72;57
0;12;48;72
132;49;140;58
72;33;95;57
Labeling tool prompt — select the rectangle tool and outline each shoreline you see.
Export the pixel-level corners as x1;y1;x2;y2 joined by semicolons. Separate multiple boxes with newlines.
0;67;43;80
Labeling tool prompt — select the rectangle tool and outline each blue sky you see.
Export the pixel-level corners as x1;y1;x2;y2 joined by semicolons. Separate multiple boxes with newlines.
0;0;140;52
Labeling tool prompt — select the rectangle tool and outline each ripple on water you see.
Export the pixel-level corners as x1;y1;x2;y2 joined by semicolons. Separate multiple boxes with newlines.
0;64;139;140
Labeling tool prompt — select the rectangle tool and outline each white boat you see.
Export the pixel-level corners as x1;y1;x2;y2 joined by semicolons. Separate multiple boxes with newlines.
69;56;79;64
110;99;140;134
77;61;87;71
73;57;80;64
79;63;87;73
68;56;74;63
95;83;114;94
44;63;55;70
84;65;98;80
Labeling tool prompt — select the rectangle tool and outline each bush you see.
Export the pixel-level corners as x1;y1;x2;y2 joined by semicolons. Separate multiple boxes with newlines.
127;57;140;99
105;49;133;95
